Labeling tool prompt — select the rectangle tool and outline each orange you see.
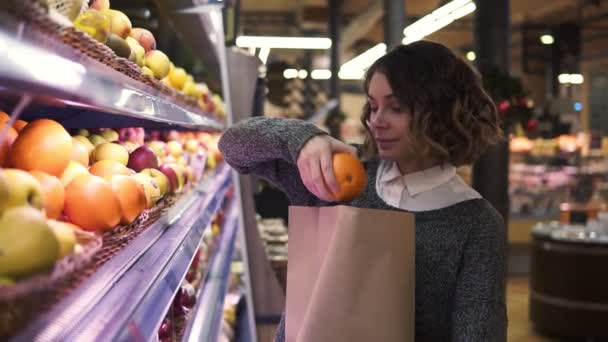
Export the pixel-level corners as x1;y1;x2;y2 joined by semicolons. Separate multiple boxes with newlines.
64;174;121;232
0;112;9;123
71;137;90;167
0;124;18;167
13;120;28;132
332;153;367;202
109;175;147;224
10;119;72;177
30;171;65;219
89;160;133;178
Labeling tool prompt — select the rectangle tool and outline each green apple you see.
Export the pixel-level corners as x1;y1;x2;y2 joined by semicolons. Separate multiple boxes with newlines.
139;168;169;196
100;129;119;142
0;169;44;216
89;134;106;147
47;220;77;258
92;143;129;166
72;128;90;137
0;206;59;278
73;135;95;155
60;160;89;187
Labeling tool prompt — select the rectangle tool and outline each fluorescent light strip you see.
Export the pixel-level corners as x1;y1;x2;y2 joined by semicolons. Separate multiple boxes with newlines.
402;0;476;44
235;36;332;49
339;0;477;80
283;68;298;79
340;43;387;72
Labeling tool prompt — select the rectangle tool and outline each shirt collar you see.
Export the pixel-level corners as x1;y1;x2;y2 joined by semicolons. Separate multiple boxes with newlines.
379;161;457;196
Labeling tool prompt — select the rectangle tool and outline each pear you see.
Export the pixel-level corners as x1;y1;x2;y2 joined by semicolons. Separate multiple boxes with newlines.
0;207;59;278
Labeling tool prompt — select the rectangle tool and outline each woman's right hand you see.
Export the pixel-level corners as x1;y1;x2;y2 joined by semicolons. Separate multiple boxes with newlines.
296;135;358;201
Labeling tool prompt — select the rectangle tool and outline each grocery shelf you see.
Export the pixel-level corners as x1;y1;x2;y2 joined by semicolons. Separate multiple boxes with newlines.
183;197;240;342
0;14;224;131
13;163;233;342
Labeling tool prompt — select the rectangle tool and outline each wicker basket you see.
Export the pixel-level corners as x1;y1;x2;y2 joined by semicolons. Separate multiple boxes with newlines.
0;229;102;338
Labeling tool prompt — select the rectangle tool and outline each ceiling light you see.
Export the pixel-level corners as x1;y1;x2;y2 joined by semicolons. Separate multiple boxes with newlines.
540;34;554;45
558;73;584;84
340;43;387;73
402;0;476;44
235;36;332;49
311;69;332;80
283;68;298;79
298;70;308;79
466;51;476;61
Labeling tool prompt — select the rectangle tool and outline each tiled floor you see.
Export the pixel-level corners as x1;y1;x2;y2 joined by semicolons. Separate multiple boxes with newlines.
507;276;553;342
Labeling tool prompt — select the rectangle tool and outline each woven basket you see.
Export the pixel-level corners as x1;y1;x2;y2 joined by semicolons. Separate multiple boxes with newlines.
0;229;102;338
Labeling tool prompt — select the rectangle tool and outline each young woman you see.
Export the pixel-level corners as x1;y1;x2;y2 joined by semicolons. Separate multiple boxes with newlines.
219;40;507;341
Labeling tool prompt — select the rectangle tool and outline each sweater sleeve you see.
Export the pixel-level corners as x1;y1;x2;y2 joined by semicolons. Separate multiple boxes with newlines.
218;117;327;205
451;210;507;341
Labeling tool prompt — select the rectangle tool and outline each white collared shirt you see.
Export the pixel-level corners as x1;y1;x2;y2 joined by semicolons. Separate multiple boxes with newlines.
375;161;481;211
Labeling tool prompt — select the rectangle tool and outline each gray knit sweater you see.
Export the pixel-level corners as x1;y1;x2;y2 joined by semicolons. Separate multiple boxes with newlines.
219;117;507;342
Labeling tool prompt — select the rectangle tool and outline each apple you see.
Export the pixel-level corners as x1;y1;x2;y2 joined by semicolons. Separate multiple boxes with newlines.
132;173;161;208
60;160;90;187
0;169;44;215
127;146;158;172
177;156;188;167
184;139;199;154
118;127;144;145
147;141;169;159
90;0;110;11
71;128;90;137
144;50;170;79
167;141;183;158
140;168;169;196
184;166;195;184
92;142;129;166
157;164;180;193
89;134;106;147
164;163;185;192
168;67;187;90
158;319;171;339
119;140;138;153
73;135;95;155
129;27;156;52
142;66;154;78
100;129;119;142
47;219;77;258
101;9;132;39
125;37;144;67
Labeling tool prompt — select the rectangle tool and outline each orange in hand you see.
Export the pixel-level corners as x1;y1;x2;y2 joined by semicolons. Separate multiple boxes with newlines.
332;153;366;202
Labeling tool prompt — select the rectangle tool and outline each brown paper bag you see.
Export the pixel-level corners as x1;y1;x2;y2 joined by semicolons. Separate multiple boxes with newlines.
286;205;415;342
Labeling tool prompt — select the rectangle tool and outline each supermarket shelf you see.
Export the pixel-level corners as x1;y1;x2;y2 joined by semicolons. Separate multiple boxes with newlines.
0;15;224;131
183;198;240;342
13;163;233;342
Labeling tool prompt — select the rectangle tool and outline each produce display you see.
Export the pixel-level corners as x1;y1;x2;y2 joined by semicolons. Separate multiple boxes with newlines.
157;209;228;342
0;112;222;288
70;0;227;118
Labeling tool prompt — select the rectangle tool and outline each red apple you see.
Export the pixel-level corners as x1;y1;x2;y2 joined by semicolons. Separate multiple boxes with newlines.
129;28;156;52
127;146;158;172
158;318;171;338
157;164;179;193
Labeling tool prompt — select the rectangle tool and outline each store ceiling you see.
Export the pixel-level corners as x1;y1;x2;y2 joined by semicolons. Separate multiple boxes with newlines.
239;0;583;65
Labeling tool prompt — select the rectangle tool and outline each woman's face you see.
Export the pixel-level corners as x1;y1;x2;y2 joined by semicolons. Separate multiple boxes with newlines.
367;72;414;162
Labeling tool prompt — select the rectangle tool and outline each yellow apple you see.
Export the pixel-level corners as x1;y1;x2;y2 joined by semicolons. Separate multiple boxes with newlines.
139;168;170;196
92;142;129;166
0;206;59;278
60;160;90;187
47;219;77;258
132;173;162;208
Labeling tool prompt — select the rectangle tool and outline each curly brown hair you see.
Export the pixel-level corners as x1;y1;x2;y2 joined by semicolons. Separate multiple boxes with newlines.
361;41;503;166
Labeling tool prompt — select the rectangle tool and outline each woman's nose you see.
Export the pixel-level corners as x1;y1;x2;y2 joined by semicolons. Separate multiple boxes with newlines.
370;108;388;128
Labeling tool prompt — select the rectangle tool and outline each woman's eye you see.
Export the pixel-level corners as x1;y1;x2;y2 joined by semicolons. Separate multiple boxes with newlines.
370;106;378;112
